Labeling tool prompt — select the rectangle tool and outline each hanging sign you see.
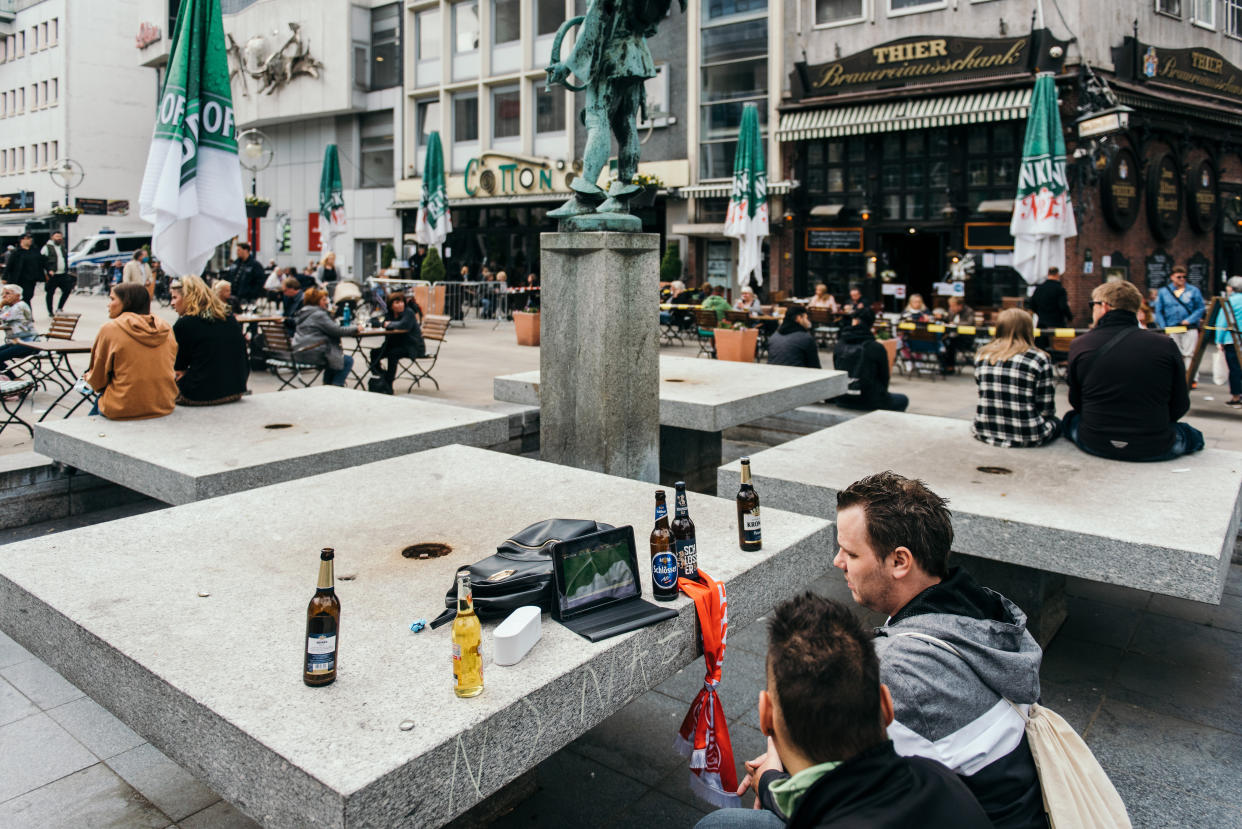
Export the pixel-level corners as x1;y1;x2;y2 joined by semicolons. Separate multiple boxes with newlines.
1100;147;1140;232
1146;154;1182;242
1145;249;1173;292
1187;160;1218;234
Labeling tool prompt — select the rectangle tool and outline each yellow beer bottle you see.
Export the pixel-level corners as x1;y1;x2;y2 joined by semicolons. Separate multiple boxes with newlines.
451;570;483;698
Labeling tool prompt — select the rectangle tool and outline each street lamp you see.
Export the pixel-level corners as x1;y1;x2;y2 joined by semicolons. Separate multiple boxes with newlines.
237;129;274;250
48;157;84;252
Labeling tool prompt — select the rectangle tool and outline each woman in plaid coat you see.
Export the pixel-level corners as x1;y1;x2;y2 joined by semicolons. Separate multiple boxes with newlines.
972;309;1060;447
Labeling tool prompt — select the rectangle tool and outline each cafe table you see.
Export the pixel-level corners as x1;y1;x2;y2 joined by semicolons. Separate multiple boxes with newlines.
345;327;408;389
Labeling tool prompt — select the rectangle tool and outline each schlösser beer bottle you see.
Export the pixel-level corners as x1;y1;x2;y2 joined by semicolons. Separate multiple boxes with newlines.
650;490;678;601
452;570;484;698
304;548;341;687
736;458;762;551
671;481;699;581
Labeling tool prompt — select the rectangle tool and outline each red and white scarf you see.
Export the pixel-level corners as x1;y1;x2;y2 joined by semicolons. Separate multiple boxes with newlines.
674;571;741;808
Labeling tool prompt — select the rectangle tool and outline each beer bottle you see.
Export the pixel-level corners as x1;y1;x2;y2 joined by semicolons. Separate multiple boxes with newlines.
304;548;340;687
451;570;484;698
736;458;762;551
650;490;678;601
671;481;699;581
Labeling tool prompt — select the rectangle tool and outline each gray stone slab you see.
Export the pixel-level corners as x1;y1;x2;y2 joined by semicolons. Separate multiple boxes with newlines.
33;386;509;505
0;445;833;829
539;232;660;481
719;411;1242;603
496;355;849;433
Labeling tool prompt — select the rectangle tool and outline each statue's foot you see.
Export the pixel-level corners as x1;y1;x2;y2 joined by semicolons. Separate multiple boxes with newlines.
548;196;596;219
596;196;628;214
608;181;641;198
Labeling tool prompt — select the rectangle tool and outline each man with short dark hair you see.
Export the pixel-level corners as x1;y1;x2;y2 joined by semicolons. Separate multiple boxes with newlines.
42;230;74;314
832;311;908;412
833;472;1045;829
281;276;304;334
1027;266;1073;331
5;233;45;308
1064;280;1204;461
697;592;992;829
228;242;265;303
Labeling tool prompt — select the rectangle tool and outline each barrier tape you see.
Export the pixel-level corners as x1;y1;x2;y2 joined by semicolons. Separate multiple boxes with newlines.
895;321;1190;337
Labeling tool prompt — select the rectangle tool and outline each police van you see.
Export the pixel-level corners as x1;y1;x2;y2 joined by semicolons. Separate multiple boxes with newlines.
68;229;152;269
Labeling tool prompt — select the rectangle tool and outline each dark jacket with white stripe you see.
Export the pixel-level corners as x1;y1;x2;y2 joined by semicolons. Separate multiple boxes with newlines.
874;568;1044;829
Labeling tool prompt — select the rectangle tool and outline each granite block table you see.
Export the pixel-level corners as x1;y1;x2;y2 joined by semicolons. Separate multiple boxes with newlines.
719;411;1242;643
0;445;834;829
33;386;508;505
494;355;848;492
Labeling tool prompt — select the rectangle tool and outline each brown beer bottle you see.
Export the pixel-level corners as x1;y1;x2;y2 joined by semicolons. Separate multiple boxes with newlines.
304;548;340;686
736;458;762;551
671;481;699;581
650;490;678;601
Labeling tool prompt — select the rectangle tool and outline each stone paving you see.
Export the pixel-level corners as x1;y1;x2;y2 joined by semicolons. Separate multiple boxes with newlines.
1;296;1240;827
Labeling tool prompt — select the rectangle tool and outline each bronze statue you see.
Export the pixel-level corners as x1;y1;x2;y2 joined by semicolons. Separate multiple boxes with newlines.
546;0;685;231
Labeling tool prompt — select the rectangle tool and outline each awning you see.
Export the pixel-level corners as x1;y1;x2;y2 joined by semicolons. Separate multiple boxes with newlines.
777;88;1032;141
1114;84;1242;128
669;223;726;237
681;180;795;199
975;199;1014;214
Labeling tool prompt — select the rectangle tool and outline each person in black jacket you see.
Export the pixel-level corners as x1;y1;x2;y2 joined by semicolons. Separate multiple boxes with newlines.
1064;279;1204;461
5;233;45;308
169;275;249;405
831;311;907;411
696;593;993;829
367;292;426;393
227;242;266;303
767;306;821;368
1027;266;1073;331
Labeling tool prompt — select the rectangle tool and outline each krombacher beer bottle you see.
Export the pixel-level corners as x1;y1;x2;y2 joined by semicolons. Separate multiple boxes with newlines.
671;481;699;581
650;490;678;601
452;570;484;698
736;458;762;551
304;548;340;687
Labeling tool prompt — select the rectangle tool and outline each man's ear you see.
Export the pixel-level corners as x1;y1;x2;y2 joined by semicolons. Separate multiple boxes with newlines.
879;683;894;729
759;689;774;737
888;546;915;579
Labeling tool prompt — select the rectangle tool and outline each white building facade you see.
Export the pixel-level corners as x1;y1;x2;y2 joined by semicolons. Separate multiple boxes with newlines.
0;0;154;247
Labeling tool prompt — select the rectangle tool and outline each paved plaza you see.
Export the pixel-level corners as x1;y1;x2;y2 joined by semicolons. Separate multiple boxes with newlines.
0;298;1240;827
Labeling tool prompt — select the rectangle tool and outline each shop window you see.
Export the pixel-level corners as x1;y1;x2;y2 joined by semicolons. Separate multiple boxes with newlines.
877;128;950;220
492;85;521;140
888;0;947;13
966;122;1021;207
360;111;395;188
453;92;479;143
1228;0;1242;35
1192;0;1216;26
1155;0;1182;16
370;4;400;89
453;2;479;53
494;0;521;44
816;0;865;26
535;84;565;133
416;9;440;60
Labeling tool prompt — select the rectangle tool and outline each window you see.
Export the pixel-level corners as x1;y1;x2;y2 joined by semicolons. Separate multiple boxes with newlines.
370;4;400;89
32;83;39;108
1192;0;1216;26
453;2;479;53
494;0;521;44
1155;0;1182;15
40;81;47;106
50;78;57;104
966;122;1020;207
19;87;24;112
354;44;369;89
700;7;768;179
40;22;48;47
360;111;394;188
416;98;441;151
19;31;25;57
453;91;479;142
416;9;440;60
0;38;5;62
5;36;14;59
50;18;58;45
492;85;521;140
816;0;865;25
1229;0;1242;34
537;0;562;35
639;64;670;127
40;143;47;168
889;0;946;13
51;140;57;162
18;146;24;170
32;26;39;50
535;85;565;132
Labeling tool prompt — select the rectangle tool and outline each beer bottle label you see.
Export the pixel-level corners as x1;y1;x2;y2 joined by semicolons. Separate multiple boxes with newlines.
652;551;678;589
306;634;336;673
675;491;688;514
674;537;697;575
743;508;762;543
655;501;668;522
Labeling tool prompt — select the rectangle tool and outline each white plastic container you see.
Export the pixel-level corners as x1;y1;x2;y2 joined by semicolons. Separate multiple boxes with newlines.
492;605;542;666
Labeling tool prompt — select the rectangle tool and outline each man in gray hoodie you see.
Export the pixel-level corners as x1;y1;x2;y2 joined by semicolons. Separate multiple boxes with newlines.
833;471;1045;829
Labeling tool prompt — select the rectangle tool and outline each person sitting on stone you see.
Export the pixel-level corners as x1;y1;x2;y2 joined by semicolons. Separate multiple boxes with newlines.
833;472;1045;829
367;292;426;394
701;284;732;326
84;283;178;420
767;305;821;369
170;275;249;406
806;283;840;312
1064;280;1204;462
292;287;359;387
696;593;993;829
734;287;762;316
972;308;1059;447
832;310;908;412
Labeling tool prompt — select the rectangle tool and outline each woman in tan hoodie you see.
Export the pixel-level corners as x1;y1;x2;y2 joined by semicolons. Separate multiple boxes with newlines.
85;283;178;419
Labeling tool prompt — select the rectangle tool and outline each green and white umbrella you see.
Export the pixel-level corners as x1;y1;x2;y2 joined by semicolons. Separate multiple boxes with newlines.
138;0;245;277
414;131;452;254
319;143;347;254
1010;72;1076;285
723;103;769;289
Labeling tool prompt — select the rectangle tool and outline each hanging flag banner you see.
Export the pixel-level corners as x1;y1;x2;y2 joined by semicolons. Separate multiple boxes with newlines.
318;144;346;255
724;103;769;289
415;131;453;254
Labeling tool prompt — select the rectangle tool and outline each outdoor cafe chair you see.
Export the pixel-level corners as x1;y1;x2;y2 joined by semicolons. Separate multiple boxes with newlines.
693;309;718;358
259;321;325;390
393;314;450;392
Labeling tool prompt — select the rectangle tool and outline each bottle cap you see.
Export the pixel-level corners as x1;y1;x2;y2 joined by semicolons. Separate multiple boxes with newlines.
320;548;334;560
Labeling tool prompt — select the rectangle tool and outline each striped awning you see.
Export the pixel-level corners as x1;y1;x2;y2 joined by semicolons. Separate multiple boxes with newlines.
777;88;1032;141
681;180;795;199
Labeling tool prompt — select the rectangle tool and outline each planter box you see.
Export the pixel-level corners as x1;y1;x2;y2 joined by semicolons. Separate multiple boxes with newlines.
713;327;758;362
246;203;270;218
514;311;540;347
53;213;78;223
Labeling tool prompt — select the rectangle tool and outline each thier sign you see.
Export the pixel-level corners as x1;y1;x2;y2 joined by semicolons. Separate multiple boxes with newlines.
1116;38;1242;105
805;227;863;252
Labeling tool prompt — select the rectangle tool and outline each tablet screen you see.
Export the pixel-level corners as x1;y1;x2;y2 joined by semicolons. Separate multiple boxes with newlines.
557;529;640;616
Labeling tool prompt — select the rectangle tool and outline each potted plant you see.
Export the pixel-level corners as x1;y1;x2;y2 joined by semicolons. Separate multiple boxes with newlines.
51;205;82;223
713;320;757;362
245;195;270;218
514;299;540;347
630;172;663;208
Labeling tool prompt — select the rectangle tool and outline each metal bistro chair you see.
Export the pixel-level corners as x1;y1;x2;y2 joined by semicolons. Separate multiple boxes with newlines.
259;321;324;390
0;367;37;436
394;314;450;392
899;325;943;380
808;307;840;349
693;309;719;358
26;313;83;392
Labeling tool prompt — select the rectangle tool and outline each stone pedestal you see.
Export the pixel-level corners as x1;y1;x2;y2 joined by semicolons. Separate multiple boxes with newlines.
660;425;722;494
540;232;660;482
